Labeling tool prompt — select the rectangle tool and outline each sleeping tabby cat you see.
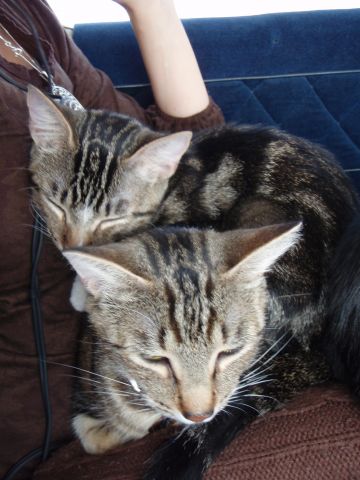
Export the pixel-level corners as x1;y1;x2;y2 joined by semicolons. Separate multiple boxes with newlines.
64;222;333;480
27;86;360;479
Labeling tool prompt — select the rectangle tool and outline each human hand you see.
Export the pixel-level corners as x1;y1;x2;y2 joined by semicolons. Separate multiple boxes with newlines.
112;0;173;15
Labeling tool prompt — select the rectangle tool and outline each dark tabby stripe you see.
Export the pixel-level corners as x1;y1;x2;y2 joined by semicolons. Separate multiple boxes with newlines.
66;112;145;211
164;283;182;343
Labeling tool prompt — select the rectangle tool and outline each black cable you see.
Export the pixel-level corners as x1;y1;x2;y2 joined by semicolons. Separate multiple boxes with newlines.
2;213;52;480
0;0;59;98
2;442;62;480
0;62;62;98
9;0;53;92
1;1;54;477
0;68;27;91
1;3;83;477
2;448;44;480
9;0;54;461
30;212;52;462
2;448;45;480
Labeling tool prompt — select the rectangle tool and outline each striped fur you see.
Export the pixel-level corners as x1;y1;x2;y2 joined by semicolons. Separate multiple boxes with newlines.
28;89;359;339
64;224;320;457
28;88;359;253
29;98;166;248
28;89;360;478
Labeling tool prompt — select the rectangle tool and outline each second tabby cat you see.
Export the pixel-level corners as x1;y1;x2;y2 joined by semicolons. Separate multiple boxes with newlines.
64;223;330;480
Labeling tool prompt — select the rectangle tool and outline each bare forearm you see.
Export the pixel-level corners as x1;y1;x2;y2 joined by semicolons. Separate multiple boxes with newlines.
114;0;209;118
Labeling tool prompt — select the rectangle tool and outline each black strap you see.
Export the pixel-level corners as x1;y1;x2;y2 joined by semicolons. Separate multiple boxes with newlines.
2;1;55;478
9;0;53;90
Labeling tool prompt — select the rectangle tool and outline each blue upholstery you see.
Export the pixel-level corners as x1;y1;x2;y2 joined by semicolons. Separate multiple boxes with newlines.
73;9;360;190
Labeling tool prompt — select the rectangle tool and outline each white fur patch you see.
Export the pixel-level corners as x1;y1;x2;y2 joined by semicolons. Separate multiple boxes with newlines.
70;275;87;312
130;378;141;393
73;414;122;454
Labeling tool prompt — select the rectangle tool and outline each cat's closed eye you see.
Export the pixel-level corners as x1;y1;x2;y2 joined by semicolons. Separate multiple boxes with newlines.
216;347;243;371
218;347;241;359
44;197;65;221
97;217;127;231
139;354;172;377
142;355;170;364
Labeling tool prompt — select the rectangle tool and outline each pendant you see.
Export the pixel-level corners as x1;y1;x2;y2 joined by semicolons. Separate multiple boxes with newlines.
51;84;84;111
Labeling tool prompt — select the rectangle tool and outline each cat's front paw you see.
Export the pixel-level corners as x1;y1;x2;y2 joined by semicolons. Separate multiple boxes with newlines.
70;275;87;312
73;413;122;454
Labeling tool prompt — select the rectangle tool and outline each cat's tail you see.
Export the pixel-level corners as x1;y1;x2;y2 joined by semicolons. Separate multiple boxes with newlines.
323;215;360;397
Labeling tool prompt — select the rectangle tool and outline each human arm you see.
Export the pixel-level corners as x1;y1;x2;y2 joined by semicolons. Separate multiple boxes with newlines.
34;0;224;130
114;0;210;118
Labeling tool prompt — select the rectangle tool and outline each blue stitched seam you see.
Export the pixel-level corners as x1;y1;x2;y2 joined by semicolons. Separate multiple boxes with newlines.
305;77;360;155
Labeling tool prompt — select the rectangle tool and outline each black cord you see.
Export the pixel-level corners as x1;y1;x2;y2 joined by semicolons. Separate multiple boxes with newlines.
2;442;62;480
0;0;58;97
1;213;52;480
2;448;45;480
1;213;53;480
2;448;46;480
9;0;53;92
0;63;62;99
1;1;55;477
10;0;54;460
0;68;27;91
30;212;52;462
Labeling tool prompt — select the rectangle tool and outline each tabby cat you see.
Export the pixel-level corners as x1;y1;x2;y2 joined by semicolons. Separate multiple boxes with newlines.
27;86;359;314
27;86;360;479
64;222;332;480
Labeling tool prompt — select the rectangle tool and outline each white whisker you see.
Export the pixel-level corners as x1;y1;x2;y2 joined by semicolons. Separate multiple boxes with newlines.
172;425;190;443
127;401;150;407
277;293;312;299
21;223;52;238
225;404;246;414
242;393;280;405
46;361;132;388
235;376;273;392
115;306;155;324
227;401;260;415
242;364;275;383
248;332;289;371
85;389;135;398
60;373;103;385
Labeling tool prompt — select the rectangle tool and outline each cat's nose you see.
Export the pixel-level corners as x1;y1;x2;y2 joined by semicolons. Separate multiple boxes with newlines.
63;231;91;249
183;411;213;423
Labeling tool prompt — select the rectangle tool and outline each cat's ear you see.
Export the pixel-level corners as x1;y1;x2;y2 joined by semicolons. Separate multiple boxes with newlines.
27;85;76;151
126;132;192;183
63;248;151;299
219;222;302;283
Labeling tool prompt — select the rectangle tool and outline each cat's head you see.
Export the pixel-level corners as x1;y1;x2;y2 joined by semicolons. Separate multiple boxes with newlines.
64;222;301;425
27;86;192;249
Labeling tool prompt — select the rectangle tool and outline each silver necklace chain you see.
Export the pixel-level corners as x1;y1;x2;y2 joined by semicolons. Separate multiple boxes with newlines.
0;23;84;111
0;24;48;80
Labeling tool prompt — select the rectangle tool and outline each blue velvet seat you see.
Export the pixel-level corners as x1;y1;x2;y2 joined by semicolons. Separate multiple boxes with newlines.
73;9;360;190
